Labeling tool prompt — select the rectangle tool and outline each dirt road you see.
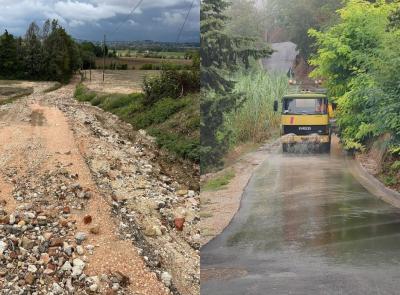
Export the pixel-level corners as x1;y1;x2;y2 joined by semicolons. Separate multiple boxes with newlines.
0;80;199;294
201;141;400;295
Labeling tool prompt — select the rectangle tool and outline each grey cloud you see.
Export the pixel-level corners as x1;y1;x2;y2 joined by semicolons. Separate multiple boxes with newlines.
0;0;199;42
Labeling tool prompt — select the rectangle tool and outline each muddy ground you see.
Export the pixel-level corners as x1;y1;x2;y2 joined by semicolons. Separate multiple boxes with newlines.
0;79;199;295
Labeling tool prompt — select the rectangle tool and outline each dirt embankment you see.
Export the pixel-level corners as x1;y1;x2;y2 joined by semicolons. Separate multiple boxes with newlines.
200;140;280;246
0;79;199;295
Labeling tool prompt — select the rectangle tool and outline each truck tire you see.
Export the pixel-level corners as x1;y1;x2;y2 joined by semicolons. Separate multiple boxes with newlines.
282;143;288;153
321;142;331;153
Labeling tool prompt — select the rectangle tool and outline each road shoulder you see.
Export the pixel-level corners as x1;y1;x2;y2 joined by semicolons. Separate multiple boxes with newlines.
200;139;279;246
348;156;400;208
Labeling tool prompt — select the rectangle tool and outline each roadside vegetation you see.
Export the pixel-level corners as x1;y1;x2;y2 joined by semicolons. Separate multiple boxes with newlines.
200;0;272;172
75;60;200;163
225;70;288;145
309;1;400;189
202;170;235;191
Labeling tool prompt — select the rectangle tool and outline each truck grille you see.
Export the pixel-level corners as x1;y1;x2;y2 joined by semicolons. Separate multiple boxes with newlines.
283;125;328;135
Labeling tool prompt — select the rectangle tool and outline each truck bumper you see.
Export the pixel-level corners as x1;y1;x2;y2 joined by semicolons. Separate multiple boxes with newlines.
281;134;330;144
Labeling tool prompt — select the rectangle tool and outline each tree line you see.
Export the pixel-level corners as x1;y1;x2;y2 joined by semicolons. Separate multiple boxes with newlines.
200;0;272;171
0;20;82;83
310;1;400;155
0;20;117;83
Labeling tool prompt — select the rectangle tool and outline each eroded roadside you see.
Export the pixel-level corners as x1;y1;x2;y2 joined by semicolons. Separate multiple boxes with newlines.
0;79;199;295
200;140;280;246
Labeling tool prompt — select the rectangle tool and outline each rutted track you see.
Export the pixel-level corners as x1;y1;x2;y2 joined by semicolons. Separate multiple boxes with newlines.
0;79;199;295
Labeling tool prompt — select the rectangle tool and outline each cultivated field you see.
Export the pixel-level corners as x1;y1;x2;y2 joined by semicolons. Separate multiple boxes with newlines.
82;70;160;94
116;50;187;59
95;56;192;70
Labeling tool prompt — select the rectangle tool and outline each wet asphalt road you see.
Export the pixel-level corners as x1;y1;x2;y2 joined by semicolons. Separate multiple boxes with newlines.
201;148;400;295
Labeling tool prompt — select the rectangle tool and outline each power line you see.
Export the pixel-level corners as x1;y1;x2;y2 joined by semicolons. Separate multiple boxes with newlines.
176;0;196;43
109;0;144;36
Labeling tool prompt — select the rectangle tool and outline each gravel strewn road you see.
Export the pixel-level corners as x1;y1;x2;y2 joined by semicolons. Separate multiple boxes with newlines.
0;79;199;295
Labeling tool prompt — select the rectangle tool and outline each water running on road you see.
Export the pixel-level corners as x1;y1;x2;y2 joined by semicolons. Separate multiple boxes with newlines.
201;147;400;295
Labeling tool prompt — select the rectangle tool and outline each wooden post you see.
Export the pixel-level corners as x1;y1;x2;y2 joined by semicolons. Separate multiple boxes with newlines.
103;34;106;82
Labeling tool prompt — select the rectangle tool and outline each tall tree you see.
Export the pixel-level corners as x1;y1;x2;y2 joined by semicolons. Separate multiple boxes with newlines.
200;0;272;171
43;21;81;82
0;30;18;78
25;22;44;78
309;0;400;150
271;0;343;60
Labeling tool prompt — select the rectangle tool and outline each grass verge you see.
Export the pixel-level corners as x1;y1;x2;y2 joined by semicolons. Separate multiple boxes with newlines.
202;169;236;191
74;83;199;162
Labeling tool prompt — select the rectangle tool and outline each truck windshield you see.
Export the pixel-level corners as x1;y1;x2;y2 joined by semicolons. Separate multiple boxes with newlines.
283;98;327;114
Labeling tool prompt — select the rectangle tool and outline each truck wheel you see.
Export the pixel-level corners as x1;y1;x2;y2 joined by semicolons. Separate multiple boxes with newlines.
282;143;288;153
321;142;331;153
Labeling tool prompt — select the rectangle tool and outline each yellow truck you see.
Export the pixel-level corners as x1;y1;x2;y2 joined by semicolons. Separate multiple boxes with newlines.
273;91;335;153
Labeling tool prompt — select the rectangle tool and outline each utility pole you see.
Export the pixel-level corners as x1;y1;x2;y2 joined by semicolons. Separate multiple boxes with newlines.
89;58;92;81
103;34;106;82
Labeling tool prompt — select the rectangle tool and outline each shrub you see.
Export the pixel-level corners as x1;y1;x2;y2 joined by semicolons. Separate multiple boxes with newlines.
142;70;200;106
101;94;133;111
116;64;128;70
90;96;103;106
132;97;187;129
149;128;200;162
391;161;400;172
74;83;96;102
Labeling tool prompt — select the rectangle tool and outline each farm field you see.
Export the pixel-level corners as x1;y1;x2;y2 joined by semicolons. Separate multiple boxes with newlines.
95;56;192;70
116;50;188;59
81;70;159;94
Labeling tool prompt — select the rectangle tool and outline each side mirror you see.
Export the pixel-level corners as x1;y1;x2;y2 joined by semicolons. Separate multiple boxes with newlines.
273;100;278;112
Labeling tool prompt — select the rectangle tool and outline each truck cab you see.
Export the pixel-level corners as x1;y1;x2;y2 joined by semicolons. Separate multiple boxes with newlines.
275;92;332;152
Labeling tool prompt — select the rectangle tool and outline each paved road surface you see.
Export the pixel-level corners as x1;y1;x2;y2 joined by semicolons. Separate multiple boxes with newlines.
201;144;400;295
263;42;298;73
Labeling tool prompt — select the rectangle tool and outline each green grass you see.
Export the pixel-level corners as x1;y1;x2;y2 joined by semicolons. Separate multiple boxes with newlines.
148;128;199;161
391;161;400;172
73;83;199;162
202;170;236;191
74;84;97;102
383;175;398;186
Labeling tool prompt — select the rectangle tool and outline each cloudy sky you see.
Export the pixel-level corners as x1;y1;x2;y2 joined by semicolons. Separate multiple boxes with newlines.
0;0;200;42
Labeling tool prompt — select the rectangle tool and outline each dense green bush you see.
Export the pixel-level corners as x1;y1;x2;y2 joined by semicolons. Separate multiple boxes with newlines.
310;0;400;152
73;84;199;162
148;128;200;162
132;97;188;129
74;84;96;102
142;70;199;106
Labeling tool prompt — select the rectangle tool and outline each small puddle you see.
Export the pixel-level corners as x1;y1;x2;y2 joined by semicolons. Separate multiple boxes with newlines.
30;110;46;126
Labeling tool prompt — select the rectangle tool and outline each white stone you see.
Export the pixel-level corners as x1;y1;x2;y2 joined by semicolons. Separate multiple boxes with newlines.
27;264;37;273
161;271;172;287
